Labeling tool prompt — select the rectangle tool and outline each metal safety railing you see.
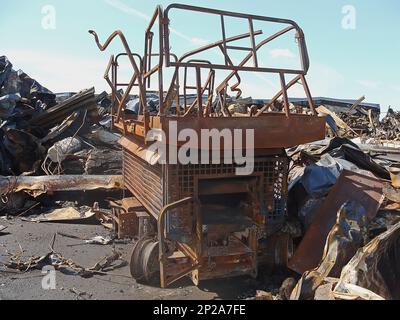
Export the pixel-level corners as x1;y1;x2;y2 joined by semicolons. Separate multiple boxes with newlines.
89;3;317;137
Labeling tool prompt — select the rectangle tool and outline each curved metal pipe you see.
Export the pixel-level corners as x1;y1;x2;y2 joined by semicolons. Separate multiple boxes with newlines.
88;29;147;118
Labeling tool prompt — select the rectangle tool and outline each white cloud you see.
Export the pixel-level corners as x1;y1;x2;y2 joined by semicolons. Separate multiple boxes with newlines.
3;48;109;93
269;48;296;59
357;79;381;89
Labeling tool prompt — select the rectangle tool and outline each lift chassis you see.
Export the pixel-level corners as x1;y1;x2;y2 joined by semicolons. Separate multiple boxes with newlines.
90;4;325;288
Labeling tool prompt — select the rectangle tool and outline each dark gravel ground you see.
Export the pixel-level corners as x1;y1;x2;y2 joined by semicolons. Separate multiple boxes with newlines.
0;217;287;300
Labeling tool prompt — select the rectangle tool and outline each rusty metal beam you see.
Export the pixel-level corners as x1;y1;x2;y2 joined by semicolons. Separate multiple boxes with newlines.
0;175;124;197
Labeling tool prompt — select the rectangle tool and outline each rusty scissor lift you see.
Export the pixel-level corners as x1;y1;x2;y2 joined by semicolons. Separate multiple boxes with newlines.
90;4;326;288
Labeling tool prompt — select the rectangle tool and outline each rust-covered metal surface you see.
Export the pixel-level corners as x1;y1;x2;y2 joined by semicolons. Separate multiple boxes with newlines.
334;221;400;300
161;115;325;149
0;175;124;198
288;170;384;275
166;153;289;238
120;141;289;224
122;148;163;218
115;114;326;150
90;3;326;148
90;3;325;287
120;140;290;287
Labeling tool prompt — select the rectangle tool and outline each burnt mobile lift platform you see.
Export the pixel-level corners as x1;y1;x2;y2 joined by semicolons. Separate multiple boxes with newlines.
90;4;326;288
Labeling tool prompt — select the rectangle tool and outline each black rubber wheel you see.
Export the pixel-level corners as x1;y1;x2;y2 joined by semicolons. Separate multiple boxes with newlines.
142;240;159;283
129;236;152;279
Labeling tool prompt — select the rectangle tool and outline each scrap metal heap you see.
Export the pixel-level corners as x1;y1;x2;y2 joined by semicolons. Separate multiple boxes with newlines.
90;4;325;288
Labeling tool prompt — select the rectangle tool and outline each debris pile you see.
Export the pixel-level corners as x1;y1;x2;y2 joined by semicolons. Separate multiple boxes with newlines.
295;96;400;142
1;52;400;300
273;135;400;300
375;108;400;141
0;56;123;216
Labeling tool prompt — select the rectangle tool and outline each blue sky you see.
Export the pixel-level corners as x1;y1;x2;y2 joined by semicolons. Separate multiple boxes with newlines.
1;0;399;112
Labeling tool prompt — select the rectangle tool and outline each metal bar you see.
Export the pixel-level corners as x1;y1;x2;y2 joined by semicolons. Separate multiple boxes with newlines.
183;69;215;117
143;32;149;88
225;45;253;51
206;71;215;116
215;25;296;93
158;197;194;288
280;73;290;117
114;52;143;126
164;3;308;71
115;52;143;66
140;53;178;115
116;83;139;87
164;264;200;288
217;44;242;100
111;55;116;131
116;73;138;123
158;9;165;115
184;66;188;111
300;74;316;115
196;67;202;117
165;3;301;32
179;30;263;63
143;64;160;79
176;242;198;263
161;30;262;116
248;18;258;67
171;62;303;75
220;15;228;65
89;29;147;124
255;74;301;116
147;32;153;88
175;70;180;115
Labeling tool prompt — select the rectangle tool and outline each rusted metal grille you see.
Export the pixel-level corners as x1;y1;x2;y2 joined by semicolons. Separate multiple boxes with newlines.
123;146;288;239
122;148;163;217
166;155;289;236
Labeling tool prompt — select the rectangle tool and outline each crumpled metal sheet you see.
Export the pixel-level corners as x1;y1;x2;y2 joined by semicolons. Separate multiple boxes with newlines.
3;128;45;174
332;283;385;300
314;137;391;180
289;170;384;275
288;170;384;274
300;156;341;198
0;56;13;88
25;207;96;223
290;201;369;300
334;221;400;300
0;56;55;118
125;93;159;114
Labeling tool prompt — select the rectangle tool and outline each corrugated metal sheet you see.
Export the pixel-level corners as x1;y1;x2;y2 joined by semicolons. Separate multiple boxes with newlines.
122;148;163;218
